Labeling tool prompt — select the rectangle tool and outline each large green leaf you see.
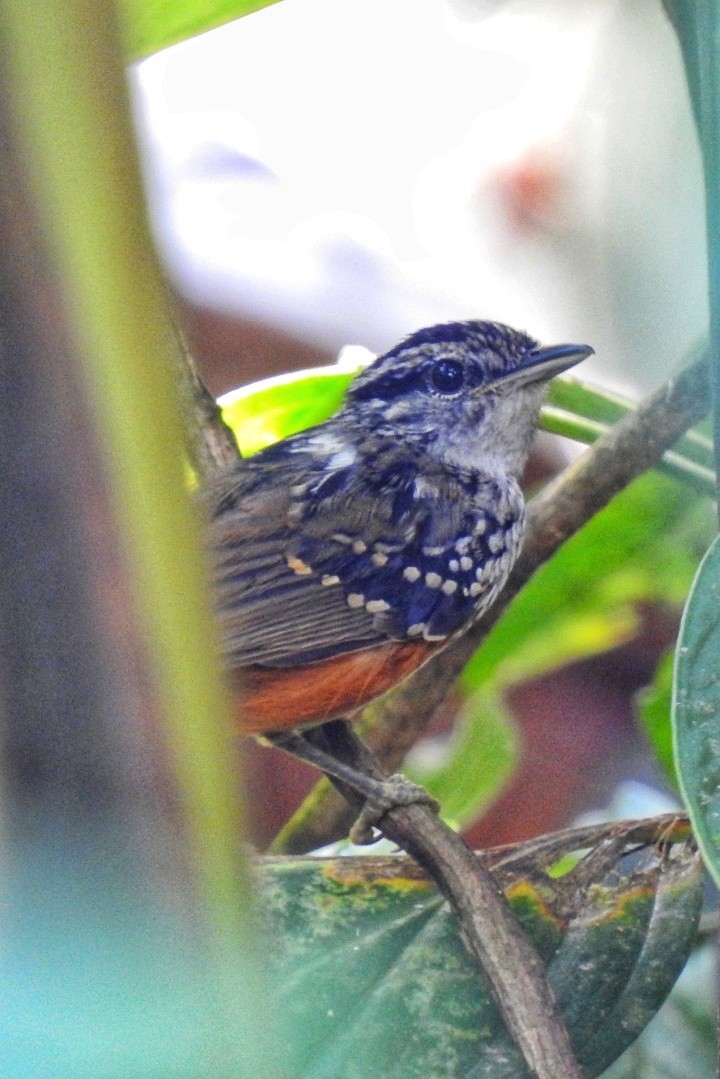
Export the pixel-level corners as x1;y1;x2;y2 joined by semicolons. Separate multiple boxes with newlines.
264;817;702;1078
673;533;720;888
118;0;281;60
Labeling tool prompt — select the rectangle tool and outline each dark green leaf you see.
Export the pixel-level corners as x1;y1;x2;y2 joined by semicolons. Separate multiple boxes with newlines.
673;533;720;887
263;819;702;1078
598;942;716;1078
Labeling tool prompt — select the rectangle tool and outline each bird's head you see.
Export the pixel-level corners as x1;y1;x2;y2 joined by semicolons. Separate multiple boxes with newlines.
344;320;592;476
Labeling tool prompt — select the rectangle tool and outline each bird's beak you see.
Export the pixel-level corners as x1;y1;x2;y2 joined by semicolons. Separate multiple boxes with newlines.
482;342;594;393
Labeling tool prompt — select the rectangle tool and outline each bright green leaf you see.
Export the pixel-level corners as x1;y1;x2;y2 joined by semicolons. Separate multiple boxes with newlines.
637;650;679;789
118;0;282;61
673;533;720;889
220;363;362;456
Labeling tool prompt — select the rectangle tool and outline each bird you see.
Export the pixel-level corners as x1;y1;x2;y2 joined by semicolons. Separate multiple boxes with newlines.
204;320;591;820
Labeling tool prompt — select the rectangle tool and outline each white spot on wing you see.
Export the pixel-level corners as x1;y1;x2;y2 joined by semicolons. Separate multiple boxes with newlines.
488;531;505;553
328;447;357;470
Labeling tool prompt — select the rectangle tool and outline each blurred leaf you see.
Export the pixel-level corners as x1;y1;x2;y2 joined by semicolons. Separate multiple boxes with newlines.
118;0;282;60
3;0;282;1071
665;4;720;503
547;368;713;474
637;650;679;789
264;820;702;1078
598;941;716;1079
406;688;518;829
674;533;720;889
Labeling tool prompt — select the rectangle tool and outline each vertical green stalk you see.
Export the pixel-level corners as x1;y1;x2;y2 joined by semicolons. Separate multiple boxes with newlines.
0;0;262;996
665;1;720;501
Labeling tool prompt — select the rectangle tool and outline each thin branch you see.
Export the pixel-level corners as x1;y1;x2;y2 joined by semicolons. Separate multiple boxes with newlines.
166;314;241;478
272;356;711;855
307;720;582;1079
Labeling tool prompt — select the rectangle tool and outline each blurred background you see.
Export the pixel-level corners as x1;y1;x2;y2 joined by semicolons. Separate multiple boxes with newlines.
128;0;708;849
5;1;714;1072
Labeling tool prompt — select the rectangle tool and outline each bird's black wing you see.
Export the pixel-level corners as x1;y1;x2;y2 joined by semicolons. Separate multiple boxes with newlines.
205;440;511;670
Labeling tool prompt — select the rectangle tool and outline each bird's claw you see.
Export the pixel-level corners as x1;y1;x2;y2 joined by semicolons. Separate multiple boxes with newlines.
349;774;440;845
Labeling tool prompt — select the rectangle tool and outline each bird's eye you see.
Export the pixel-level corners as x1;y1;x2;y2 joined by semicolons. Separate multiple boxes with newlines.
430;358;466;395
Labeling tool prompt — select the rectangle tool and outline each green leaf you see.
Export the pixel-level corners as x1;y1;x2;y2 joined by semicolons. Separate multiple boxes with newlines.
665;4;720;493
673;533;720;888
636;650;679;789
263;819;702;1077
118;0;282;61
598;942;716;1079
220;363;362;456
405;688;518;829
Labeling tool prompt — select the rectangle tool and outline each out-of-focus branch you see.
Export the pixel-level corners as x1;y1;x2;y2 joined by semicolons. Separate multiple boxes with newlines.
272;356;711;854
167;317;241;478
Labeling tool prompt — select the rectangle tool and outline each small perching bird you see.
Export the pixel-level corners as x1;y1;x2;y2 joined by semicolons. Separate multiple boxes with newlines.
205;320;591;819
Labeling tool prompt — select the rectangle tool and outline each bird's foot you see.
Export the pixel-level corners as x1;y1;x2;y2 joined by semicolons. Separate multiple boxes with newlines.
349;774;440;845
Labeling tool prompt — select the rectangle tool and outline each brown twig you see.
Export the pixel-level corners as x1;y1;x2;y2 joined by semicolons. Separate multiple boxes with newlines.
271;355;711;854
307;720;583;1079
166;314;241;478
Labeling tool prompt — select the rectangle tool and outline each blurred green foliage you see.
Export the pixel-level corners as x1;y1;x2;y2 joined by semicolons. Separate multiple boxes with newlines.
637;650;677;789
